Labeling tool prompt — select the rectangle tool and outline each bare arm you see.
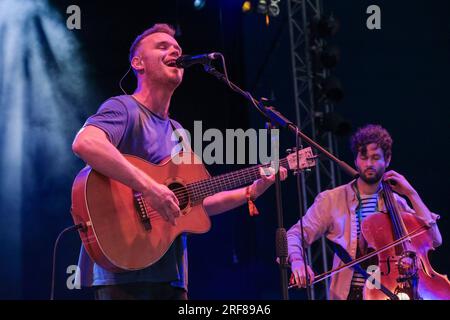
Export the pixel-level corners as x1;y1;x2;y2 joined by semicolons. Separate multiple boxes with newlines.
72;125;180;224
73;126;150;191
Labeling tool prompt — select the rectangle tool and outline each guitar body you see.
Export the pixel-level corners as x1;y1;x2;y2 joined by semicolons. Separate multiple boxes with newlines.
71;153;211;272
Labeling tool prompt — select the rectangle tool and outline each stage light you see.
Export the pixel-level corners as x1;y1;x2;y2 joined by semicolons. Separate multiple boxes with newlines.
321;76;344;103
257;0;268;14
268;0;280;17
194;0;206;10
319;45;340;69
317;112;352;136
0;0;91;297
242;1;252;13
312;14;340;38
255;0;280;17
242;0;280;26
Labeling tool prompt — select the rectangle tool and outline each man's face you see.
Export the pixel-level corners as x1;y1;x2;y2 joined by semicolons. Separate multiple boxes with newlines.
135;32;184;88
355;143;390;184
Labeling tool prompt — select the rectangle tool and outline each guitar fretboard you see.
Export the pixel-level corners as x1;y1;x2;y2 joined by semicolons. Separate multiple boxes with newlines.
184;158;289;204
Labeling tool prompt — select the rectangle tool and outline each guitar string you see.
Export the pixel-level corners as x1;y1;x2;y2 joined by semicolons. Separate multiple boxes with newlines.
170;158;289;201
140;155;306;212
171;166;262;203
170;158;296;205
172;158;291;201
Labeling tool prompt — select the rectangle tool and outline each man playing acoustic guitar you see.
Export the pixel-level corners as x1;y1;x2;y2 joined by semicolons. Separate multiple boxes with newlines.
72;23;287;300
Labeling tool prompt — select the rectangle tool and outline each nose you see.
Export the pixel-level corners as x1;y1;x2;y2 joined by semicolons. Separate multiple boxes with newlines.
168;46;181;58
360;158;373;169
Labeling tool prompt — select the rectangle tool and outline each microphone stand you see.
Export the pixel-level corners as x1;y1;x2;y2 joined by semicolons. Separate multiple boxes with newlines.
265;120;289;300
203;64;357;177
203;62;358;300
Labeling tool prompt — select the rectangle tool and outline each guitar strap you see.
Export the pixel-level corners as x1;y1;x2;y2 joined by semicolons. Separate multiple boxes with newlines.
169;119;191;153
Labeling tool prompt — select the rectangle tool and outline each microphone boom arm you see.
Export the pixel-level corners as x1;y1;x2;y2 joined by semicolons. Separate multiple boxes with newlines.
203;62;358;178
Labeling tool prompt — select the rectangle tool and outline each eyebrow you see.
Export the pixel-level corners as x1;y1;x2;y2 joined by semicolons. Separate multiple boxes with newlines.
155;41;182;53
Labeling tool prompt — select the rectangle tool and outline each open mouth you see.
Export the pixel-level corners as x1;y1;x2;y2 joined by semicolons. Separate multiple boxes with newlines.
165;60;177;68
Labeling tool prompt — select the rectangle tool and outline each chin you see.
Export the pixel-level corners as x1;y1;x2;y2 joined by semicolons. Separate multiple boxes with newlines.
361;175;381;185
170;77;182;88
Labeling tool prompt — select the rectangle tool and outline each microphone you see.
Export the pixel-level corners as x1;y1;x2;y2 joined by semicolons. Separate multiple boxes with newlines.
175;53;220;68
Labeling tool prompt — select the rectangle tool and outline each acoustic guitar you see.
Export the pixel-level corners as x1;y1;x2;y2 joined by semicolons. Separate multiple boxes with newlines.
71;148;315;272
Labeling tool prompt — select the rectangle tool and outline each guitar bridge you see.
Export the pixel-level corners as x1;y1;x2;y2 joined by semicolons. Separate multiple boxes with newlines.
133;192;152;231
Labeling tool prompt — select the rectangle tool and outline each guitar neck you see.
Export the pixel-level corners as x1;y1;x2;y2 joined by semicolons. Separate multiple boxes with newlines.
187;158;289;204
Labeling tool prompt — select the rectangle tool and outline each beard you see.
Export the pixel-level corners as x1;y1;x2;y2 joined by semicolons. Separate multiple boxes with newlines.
359;167;384;185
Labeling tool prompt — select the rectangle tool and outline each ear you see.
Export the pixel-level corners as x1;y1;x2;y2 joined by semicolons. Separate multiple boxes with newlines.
131;56;144;74
385;155;391;168
354;159;359;172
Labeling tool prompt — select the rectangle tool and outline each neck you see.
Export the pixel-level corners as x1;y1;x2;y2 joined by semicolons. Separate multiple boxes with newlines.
133;80;174;119
356;177;380;195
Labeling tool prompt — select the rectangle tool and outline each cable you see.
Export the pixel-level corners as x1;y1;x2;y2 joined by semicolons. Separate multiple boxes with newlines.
119;66;132;95
50;223;85;300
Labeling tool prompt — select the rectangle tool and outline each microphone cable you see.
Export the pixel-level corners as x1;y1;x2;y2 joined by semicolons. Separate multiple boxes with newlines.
119;65;132;95
50;223;85;300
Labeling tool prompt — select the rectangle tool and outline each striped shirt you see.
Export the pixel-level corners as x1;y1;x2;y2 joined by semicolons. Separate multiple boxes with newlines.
351;193;378;287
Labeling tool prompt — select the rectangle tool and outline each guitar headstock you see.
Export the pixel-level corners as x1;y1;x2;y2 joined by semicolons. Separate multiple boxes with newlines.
286;147;316;171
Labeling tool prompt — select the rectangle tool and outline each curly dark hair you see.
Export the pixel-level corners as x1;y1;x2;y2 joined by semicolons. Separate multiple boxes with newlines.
350;124;393;160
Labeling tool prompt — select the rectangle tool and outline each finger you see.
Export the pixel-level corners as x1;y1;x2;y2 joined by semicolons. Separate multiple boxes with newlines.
384;176;399;185
290;273;298;286
281;168;288;181
165;210;175;225
261;167;275;177
259;167;265;177
172;207;181;218
385;171;400;179
303;273;311;286
158;208;170;221
166;203;179;225
171;202;181;217
383;172;397;180
299;275;306;288
308;271;315;285
171;192;180;206
302;276;308;288
294;274;301;288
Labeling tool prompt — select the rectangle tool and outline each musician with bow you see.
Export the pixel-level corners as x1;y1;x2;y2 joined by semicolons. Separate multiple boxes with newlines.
287;124;443;300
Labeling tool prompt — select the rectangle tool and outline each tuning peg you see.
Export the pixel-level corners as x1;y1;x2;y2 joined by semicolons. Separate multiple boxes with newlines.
287;147;298;154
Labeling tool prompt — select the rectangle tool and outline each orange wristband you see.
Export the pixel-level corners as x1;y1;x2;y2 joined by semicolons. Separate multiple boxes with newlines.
246;185;259;216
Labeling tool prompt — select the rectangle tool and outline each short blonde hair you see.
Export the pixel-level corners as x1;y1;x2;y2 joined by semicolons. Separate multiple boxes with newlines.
129;23;176;63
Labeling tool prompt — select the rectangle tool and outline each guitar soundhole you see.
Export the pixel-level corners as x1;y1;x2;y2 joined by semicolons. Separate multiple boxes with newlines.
168;183;189;210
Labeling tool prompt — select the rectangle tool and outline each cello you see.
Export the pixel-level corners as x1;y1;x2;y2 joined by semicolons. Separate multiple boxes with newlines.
288;179;450;300
360;179;450;300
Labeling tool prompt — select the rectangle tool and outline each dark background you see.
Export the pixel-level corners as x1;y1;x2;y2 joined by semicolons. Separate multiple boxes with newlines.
0;0;448;299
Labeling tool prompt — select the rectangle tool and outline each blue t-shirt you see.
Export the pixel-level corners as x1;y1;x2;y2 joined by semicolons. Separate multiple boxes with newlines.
77;95;188;289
